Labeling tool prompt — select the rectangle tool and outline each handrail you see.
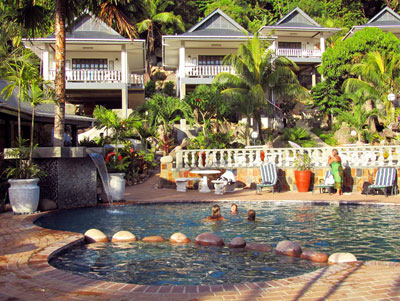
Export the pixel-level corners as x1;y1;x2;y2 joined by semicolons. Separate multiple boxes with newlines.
276;48;322;58
175;146;400;170
185;65;233;77
48;70;144;86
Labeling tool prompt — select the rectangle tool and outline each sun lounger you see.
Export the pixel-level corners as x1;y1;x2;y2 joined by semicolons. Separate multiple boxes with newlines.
313;170;335;194
256;163;280;194
367;167;398;197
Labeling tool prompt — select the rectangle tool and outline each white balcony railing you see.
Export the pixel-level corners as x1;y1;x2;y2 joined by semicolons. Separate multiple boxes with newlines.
48;70;144;86
185;65;233;78
175;146;400;170
276;48;322;58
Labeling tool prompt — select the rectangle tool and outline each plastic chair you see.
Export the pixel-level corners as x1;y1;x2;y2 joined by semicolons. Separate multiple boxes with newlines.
313;170;334;194
256;163;279;194
367;167;398;197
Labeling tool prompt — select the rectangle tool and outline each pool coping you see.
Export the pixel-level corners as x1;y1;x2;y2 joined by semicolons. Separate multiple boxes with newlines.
0;199;398;300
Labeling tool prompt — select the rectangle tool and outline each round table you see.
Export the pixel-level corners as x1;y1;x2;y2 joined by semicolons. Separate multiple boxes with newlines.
189;170;221;193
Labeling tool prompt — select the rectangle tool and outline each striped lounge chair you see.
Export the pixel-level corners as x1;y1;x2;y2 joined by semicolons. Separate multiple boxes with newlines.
313;170;335;194
367;167;398;197
256;163;280;194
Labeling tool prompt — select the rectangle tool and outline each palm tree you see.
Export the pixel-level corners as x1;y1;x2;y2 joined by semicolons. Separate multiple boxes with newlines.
344;51;400;126
214;34;306;145
141;94;192;155
1;49;38;147
137;0;185;63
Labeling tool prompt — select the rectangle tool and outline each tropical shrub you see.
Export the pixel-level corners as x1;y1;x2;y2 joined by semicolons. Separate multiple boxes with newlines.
283;127;316;147
162;81;175;96
145;80;156;98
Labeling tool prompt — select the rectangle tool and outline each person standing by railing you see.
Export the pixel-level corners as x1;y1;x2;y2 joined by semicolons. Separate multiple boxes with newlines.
328;149;343;195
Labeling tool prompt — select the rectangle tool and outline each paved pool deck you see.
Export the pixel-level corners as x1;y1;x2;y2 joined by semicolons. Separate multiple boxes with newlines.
1;174;400;300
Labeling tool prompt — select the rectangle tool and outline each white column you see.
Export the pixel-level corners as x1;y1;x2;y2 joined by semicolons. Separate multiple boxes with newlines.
121;86;128;118
320;33;325;54
43;45;49;80
121;44;128;84
179;41;185;99
312;68;317;87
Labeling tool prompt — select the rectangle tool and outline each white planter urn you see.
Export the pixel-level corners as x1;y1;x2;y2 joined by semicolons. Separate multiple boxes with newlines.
108;173;126;201
8;178;40;214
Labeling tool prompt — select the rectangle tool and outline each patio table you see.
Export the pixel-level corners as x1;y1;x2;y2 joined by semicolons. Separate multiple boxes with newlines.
189;170;221;193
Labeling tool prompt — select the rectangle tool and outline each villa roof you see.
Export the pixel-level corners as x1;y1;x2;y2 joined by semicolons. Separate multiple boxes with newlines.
179;8;250;38
23;15;145;44
259;7;340;37
343;6;400;40
0;80;94;126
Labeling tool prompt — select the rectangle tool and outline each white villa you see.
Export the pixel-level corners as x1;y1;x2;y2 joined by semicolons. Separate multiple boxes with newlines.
259;7;340;89
162;9;255;99
344;6;400;40
23;15;146;118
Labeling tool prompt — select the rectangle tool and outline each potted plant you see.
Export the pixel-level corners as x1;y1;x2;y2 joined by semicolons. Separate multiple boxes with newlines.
4;143;44;213
105;151;130;201
294;152;312;192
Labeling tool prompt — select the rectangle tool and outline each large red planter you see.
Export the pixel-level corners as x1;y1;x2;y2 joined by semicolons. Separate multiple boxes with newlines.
294;170;312;192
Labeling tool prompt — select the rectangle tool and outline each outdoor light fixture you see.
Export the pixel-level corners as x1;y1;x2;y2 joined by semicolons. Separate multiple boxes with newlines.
251;131;259;145
351;130;357;137
388;93;396;103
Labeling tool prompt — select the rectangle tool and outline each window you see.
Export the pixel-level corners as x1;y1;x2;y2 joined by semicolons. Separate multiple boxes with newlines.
72;59;108;70
278;42;302;49
198;55;224;65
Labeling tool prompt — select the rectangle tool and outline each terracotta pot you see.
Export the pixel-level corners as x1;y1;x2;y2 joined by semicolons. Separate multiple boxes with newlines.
294;170;312;192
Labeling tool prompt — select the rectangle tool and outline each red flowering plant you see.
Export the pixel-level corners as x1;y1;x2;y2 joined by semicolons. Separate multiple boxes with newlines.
93;105;141;173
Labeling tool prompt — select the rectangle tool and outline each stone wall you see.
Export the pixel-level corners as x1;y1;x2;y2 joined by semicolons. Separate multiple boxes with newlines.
161;160;399;193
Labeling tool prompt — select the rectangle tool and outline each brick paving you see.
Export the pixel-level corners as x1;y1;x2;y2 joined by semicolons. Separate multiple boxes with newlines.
1;174;400;300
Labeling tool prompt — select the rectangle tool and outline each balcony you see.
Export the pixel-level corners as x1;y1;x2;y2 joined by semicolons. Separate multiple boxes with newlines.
276;48;322;58
48;70;144;86
184;65;233;78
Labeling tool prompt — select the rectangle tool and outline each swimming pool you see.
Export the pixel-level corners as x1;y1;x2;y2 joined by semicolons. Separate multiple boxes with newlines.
35;202;400;285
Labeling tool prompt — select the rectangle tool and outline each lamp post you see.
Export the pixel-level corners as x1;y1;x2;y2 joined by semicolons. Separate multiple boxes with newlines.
251;131;259;146
388;93;397;124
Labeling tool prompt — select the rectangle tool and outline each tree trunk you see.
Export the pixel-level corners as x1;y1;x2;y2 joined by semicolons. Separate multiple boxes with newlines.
29;106;35;165
246;116;251;146
53;0;66;146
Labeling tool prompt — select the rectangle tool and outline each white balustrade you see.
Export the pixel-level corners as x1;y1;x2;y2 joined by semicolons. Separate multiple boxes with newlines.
276;48;322;58
174;146;400;170
49;70;144;85
185;65;233;77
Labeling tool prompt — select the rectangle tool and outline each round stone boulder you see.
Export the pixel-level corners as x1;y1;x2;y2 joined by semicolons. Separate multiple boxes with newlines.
328;252;357;264
142;235;165;242
245;243;273;252
111;231;138;243
170;232;191;244
228;237;246;248
195;232;225;247
300;249;328;263
275;240;302;257
84;229;108;243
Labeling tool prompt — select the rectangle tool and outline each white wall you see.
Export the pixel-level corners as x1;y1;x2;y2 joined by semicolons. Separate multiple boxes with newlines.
184;48;238;66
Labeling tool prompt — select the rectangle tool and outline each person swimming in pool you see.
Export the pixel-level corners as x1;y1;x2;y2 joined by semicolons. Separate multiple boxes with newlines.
205;204;225;221
247;209;256;221
230;203;238;215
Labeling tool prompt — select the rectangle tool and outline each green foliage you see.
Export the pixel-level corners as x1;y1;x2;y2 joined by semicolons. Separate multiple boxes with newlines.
294;152;312;171
320;28;400;89
145;80;156;98
311;128;338;146
187;131;234;149
162;81;175;96
184;84;228;130
78;137;100;147
3;141;44;179
283;126;316;147
106;152;130;173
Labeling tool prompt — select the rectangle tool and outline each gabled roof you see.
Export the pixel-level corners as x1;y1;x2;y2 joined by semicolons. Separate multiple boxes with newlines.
48;15;127;40
367;6;400;26
274;7;321;28
343;6;400;40
182;8;249;37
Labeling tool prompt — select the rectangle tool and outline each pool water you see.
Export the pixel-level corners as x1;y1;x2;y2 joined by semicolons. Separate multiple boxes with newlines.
36;202;400;285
